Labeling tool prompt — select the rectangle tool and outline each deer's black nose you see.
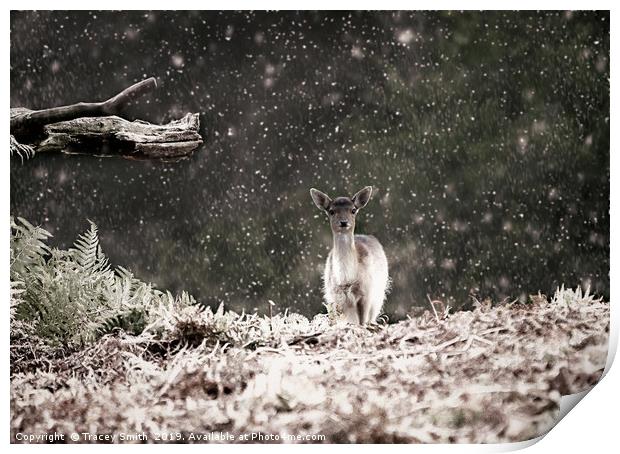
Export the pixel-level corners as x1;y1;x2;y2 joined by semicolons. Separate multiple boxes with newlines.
340;220;349;228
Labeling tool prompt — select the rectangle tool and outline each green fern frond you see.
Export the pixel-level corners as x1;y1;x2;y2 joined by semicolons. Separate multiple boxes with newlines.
70;220;110;274
94;308;148;338
10;135;35;161
10;217;205;347
10;280;25;322
10;216;52;278
116;265;136;282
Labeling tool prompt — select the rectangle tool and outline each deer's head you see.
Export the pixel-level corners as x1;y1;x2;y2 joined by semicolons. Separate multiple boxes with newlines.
310;186;373;235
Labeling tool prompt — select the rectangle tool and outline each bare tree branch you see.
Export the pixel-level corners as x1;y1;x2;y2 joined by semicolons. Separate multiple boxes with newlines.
10;78;157;136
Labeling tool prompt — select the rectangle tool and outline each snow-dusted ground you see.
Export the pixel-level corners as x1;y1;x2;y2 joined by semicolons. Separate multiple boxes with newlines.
11;287;608;443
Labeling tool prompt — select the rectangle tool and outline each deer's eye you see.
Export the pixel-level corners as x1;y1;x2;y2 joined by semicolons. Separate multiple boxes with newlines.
352;208;357;214
328;209;335;215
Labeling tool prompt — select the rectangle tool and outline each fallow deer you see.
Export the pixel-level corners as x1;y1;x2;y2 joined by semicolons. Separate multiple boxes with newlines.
310;186;389;324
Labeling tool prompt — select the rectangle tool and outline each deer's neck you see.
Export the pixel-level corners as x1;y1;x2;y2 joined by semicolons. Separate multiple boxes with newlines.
331;232;358;284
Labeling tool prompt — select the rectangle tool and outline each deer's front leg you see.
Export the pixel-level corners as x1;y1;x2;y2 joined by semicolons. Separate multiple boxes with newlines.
346;283;365;325
356;299;367;324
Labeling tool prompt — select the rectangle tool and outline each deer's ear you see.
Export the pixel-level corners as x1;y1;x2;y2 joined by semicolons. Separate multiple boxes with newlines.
352;186;373;209
310;188;332;211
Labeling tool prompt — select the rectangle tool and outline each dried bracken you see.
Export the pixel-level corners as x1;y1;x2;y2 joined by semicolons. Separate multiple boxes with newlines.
11;286;609;443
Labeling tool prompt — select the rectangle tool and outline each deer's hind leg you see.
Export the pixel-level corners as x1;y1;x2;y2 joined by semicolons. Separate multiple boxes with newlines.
366;279;387;323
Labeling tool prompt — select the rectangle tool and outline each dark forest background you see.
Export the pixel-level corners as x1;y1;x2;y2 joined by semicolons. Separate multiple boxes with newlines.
10;11;609;318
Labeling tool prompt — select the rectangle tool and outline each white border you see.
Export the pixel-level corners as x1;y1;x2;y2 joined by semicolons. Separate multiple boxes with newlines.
3;3;617;452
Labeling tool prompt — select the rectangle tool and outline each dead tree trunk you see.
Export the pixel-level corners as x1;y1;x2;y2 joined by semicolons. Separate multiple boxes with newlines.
10;78;203;159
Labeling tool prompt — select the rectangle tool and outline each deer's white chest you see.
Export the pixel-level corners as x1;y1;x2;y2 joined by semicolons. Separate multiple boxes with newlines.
327;237;358;285
329;253;358;285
